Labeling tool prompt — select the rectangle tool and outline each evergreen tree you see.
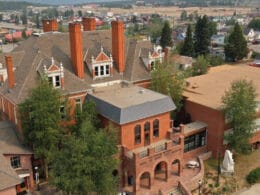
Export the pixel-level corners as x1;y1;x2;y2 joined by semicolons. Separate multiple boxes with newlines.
50;101;118;194
194;15;210;56
150;63;184;111
21;9;27;25
19;78;63;180
160;21;173;49
225;23;247;61
36;13;40;29
180;24;194;57
222;79;256;154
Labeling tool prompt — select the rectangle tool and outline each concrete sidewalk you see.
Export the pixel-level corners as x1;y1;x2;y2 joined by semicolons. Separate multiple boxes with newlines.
234;183;260;195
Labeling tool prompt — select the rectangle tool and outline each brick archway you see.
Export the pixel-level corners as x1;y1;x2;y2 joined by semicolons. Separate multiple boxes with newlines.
154;161;168;181
171;159;181;176
140;172;151;189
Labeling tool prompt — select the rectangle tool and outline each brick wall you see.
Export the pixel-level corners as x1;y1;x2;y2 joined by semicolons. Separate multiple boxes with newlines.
120;112;171;150
185;100;226;158
4;154;34;190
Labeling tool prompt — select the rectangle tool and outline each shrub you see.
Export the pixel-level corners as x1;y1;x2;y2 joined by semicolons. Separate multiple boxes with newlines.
246;167;260;184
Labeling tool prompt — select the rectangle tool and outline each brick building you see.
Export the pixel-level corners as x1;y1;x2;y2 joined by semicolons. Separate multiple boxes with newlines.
0;121;34;195
183;65;260;158
0;18;210;194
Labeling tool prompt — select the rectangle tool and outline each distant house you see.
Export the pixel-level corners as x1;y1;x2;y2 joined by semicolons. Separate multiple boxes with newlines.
171;54;193;70
0;121;34;195
244;28;255;42
210;47;225;60
211;34;225;46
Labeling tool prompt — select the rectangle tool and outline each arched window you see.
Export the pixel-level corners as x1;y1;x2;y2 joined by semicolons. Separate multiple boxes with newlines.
153;119;159;138
144;122;150;132
135;125;141;144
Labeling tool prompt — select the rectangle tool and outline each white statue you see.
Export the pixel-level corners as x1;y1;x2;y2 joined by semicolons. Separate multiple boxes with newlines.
222;150;234;173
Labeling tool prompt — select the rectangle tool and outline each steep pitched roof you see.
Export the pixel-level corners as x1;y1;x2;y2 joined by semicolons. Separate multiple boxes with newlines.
0;30;154;104
0;154;21;191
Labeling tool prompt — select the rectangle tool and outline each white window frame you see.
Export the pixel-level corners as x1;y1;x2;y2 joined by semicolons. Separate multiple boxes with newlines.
93;63;111;78
48;74;61;88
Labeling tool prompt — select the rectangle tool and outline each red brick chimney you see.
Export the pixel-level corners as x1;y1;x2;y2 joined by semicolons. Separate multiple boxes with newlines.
112;20;125;73
82;17;96;31
69;22;84;79
42;19;58;32
5;56;15;89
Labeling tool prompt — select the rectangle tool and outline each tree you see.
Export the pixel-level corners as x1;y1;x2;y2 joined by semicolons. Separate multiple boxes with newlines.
180;10;187;21
160;21;173;49
150;63;184;111
36;13;40;29
225;23;247;62
221;79;256;154
78;10;82;17
180;24;194;57
248;18;260;31
50;101;118;194
19;78;63;180
192;55;209;76
208;20;217;37
194;15;210;56
21;9;27;25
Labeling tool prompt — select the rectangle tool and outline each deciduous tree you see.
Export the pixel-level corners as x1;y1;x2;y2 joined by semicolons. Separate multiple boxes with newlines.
50;101;118;194
192;55;209;76
221;79;257;154
19;78;63;179
150;63;184;111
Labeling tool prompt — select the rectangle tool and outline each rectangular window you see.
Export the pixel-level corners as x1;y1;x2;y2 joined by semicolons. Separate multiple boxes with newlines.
55;75;60;87
60;106;65;119
75;98;81;111
100;66;104;76
184;130;206;153
105;65;110;75
10;156;21;169
94;66;99;76
135;125;141;144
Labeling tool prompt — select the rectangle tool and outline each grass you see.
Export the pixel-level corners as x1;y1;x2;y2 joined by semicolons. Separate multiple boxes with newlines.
202;150;260;194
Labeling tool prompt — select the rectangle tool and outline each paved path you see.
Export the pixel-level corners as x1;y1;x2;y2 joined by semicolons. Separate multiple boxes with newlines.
234;183;260;195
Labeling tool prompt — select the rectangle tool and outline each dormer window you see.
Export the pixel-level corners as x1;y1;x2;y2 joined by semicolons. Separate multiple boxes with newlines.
86;46;113;80
44;58;64;89
48;75;60;87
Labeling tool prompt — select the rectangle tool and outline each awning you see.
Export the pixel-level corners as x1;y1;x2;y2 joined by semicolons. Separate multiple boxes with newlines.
15;169;30;178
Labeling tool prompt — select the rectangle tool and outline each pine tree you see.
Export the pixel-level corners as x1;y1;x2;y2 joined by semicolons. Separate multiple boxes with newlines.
180;24;194;57
225;23;247;61
160;21;173;49
194;15;210;56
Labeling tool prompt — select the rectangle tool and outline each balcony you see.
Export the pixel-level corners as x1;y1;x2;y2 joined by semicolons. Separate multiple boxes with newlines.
123;138;183;163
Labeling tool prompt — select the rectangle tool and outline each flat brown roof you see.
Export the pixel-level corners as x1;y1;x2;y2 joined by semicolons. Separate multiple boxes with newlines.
183;64;260;110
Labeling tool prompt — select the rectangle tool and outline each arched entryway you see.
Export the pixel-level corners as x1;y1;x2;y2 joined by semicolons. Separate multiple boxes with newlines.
171;159;181;176
140;172;151;189
154;161;167;181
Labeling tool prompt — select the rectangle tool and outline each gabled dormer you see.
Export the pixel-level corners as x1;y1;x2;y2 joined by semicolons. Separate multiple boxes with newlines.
86;46;113;80
140;45;164;71
44;57;64;89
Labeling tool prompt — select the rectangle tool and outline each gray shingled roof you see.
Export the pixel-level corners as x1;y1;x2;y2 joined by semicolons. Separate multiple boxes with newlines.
86;83;176;124
0;154;21;191
0;30;154;104
0;121;32;155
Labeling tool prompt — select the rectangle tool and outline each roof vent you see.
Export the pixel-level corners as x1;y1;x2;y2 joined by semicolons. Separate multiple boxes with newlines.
139;89;145;94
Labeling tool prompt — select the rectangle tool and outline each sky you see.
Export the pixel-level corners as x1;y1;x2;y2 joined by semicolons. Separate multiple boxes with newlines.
1;0;125;5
